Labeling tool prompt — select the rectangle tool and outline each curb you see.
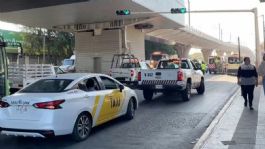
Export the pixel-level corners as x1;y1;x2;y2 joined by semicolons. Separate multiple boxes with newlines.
193;86;240;149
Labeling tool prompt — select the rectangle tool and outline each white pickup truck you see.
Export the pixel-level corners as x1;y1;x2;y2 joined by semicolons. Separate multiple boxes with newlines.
8;64;56;94
109;54;150;86
138;58;205;101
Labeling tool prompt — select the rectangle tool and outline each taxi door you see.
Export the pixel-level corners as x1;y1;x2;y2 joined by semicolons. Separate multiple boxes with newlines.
94;76;125;125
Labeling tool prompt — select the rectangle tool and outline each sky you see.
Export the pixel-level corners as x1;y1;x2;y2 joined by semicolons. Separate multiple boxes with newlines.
0;0;264;53
0;21;22;32
188;0;264;54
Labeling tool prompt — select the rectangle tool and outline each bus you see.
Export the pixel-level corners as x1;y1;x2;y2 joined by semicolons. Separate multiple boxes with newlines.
0;36;9;98
208;56;225;74
226;54;242;75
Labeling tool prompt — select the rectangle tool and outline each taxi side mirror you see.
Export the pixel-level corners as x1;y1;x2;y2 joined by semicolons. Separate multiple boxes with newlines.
119;85;124;92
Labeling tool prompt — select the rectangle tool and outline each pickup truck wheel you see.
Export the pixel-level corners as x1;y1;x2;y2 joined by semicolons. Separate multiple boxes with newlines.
143;90;153;101
196;79;205;95
182;82;191;101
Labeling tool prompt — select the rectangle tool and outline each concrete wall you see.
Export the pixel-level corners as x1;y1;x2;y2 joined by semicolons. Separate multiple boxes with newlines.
75;27;145;74
75;30;122;74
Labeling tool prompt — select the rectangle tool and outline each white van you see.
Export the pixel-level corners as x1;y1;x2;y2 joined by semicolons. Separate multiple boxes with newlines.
59;55;76;73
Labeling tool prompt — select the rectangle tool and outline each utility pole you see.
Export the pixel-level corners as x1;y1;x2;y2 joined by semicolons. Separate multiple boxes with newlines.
42;34;46;64
238;36;241;61
219;24;221;40
188;0;191;27
221;29;223;41
262;15;265;52
253;8;260;66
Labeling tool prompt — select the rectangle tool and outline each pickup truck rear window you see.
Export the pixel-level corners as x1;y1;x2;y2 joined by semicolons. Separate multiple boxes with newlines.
181;61;190;69
120;63;140;68
157;61;180;69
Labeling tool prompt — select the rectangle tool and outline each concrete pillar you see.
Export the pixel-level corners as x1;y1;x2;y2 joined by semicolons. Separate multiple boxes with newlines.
216;50;224;57
75;26;145;74
126;26;145;60
201;49;213;63
174;43;191;58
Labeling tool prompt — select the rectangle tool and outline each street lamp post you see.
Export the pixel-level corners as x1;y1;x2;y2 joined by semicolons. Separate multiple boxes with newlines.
262;14;265;52
253;8;261;66
238;36;241;61
188;0;191;27
43;34;46;64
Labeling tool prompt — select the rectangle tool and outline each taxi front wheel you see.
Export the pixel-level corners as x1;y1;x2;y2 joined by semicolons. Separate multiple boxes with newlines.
125;99;135;120
72;113;92;141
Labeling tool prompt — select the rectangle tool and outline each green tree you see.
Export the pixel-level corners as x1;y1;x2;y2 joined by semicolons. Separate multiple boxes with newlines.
21;27;75;65
145;40;177;59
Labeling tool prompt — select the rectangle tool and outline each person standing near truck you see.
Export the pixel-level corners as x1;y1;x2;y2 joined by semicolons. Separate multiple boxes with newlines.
237;57;258;110
201;61;207;74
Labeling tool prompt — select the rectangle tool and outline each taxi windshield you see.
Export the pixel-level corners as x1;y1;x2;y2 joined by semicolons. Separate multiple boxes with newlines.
20;79;73;93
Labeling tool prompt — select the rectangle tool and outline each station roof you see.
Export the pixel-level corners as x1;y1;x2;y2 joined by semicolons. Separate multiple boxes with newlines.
0;0;254;57
0;0;183;29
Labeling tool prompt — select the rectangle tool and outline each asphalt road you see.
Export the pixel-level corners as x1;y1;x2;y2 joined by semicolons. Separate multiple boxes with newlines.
0;74;238;149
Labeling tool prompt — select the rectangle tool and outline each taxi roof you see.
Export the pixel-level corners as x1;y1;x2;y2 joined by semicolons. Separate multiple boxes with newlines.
46;73;106;80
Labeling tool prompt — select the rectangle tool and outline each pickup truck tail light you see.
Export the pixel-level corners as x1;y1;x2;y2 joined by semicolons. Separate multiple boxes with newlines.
130;70;135;77
138;72;141;81
177;70;184;81
0;101;10;108
33;100;65;110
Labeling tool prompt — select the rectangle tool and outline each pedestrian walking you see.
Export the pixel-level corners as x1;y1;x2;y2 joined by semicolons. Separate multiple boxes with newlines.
258;53;265;94
237;57;258;110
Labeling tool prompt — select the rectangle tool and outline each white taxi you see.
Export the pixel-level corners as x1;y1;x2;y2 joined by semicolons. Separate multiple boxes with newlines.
0;73;138;141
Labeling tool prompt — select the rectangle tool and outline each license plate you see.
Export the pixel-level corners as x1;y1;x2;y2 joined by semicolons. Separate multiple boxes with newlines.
155;85;163;89
125;78;130;81
155;76;161;79
15;105;28;113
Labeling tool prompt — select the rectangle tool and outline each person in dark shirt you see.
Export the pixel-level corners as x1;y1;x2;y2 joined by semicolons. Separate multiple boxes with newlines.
237;57;258;110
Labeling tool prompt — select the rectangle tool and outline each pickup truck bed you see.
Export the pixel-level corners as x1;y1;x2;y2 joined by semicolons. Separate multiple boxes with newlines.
139;69;186;91
138;59;205;101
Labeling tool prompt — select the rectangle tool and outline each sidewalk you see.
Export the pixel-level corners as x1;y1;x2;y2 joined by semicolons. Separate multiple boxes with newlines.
195;86;265;149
